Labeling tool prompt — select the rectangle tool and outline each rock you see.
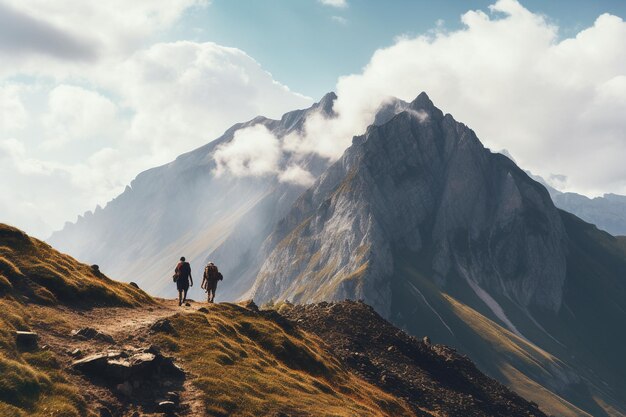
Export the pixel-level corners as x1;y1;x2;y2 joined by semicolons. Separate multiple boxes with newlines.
157;400;177;413
165;391;180;404
91;264;100;272
150;319;176;334
72;327;115;343
129;282;140;289
15;331;38;349
197;307;209;313
185;302;191;307
70;348;82;357
72;347;184;386
238;299;259;312
423;336;431;345
73;353;110;374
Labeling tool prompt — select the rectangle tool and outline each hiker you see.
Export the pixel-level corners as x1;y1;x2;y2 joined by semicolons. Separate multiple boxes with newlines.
174;256;193;306
201;262;222;303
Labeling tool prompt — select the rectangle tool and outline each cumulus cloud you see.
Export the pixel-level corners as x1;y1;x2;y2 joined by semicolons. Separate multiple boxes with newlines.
42;85;121;148
319;0;348;8
214;124;316;187
279;165;316;187
284;0;626;196
214;124;281;177
115;42;311;155
0;3;312;238
0;84;28;132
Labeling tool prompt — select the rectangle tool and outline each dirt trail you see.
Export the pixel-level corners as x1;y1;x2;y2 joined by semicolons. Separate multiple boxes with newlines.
30;298;208;416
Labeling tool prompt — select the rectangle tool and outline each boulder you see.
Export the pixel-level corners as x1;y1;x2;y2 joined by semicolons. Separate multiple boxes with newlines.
129;282;140;289
238;299;259;312
72;327;115;343
72;347;184;386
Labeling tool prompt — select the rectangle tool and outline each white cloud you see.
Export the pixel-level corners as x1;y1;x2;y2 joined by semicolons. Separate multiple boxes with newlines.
214;124;317;187
115;42;311;156
42;85;121;148
319;0;348;8
0;2;312;238
279;165;316;187
1;0;206;61
0;84;28;132
289;0;626;196
406;109;429;123
214;124;281;177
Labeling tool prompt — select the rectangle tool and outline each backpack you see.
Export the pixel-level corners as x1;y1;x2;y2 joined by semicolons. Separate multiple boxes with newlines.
204;263;219;281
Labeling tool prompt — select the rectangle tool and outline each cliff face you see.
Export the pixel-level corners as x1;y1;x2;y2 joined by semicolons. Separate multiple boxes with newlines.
253;93;568;317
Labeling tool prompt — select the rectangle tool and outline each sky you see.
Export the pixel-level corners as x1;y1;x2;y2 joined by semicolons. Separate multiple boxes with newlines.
1;0;625;239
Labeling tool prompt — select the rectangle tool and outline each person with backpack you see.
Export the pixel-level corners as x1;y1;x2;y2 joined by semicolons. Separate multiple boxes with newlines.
174;256;193;306
201;262;222;303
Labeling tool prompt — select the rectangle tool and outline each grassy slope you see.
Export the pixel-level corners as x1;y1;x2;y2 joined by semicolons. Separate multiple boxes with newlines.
389;254;590;417
389;211;626;417
0;224;152;417
0;224;413;417
151;303;414;417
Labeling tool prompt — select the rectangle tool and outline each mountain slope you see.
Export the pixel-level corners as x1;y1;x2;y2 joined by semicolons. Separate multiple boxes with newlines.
250;94;626;417
0;223;152;417
277;300;549;417
1;224;553;416
48;93;408;301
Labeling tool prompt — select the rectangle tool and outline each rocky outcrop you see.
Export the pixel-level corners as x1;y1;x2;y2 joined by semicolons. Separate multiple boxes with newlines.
72;327;115;344
72;346;184;392
278;301;548;417
252;92;568;316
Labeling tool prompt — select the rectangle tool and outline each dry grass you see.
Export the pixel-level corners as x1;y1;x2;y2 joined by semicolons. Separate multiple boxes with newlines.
0;223;155;417
0;297;97;417
151;303;414;417
0;223;151;307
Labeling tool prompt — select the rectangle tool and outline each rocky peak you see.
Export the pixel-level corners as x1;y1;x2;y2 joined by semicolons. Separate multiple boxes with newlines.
253;93;568;320
315;91;338;116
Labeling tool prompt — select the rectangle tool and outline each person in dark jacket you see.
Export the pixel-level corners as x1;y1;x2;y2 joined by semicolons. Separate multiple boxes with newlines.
174;256;193;306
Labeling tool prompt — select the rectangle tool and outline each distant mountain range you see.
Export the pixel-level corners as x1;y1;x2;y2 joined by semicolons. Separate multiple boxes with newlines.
501;150;626;237
49;93;626;416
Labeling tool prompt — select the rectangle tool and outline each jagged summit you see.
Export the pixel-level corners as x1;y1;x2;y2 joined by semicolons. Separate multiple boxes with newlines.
409;91;435;109
316;91;338;115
